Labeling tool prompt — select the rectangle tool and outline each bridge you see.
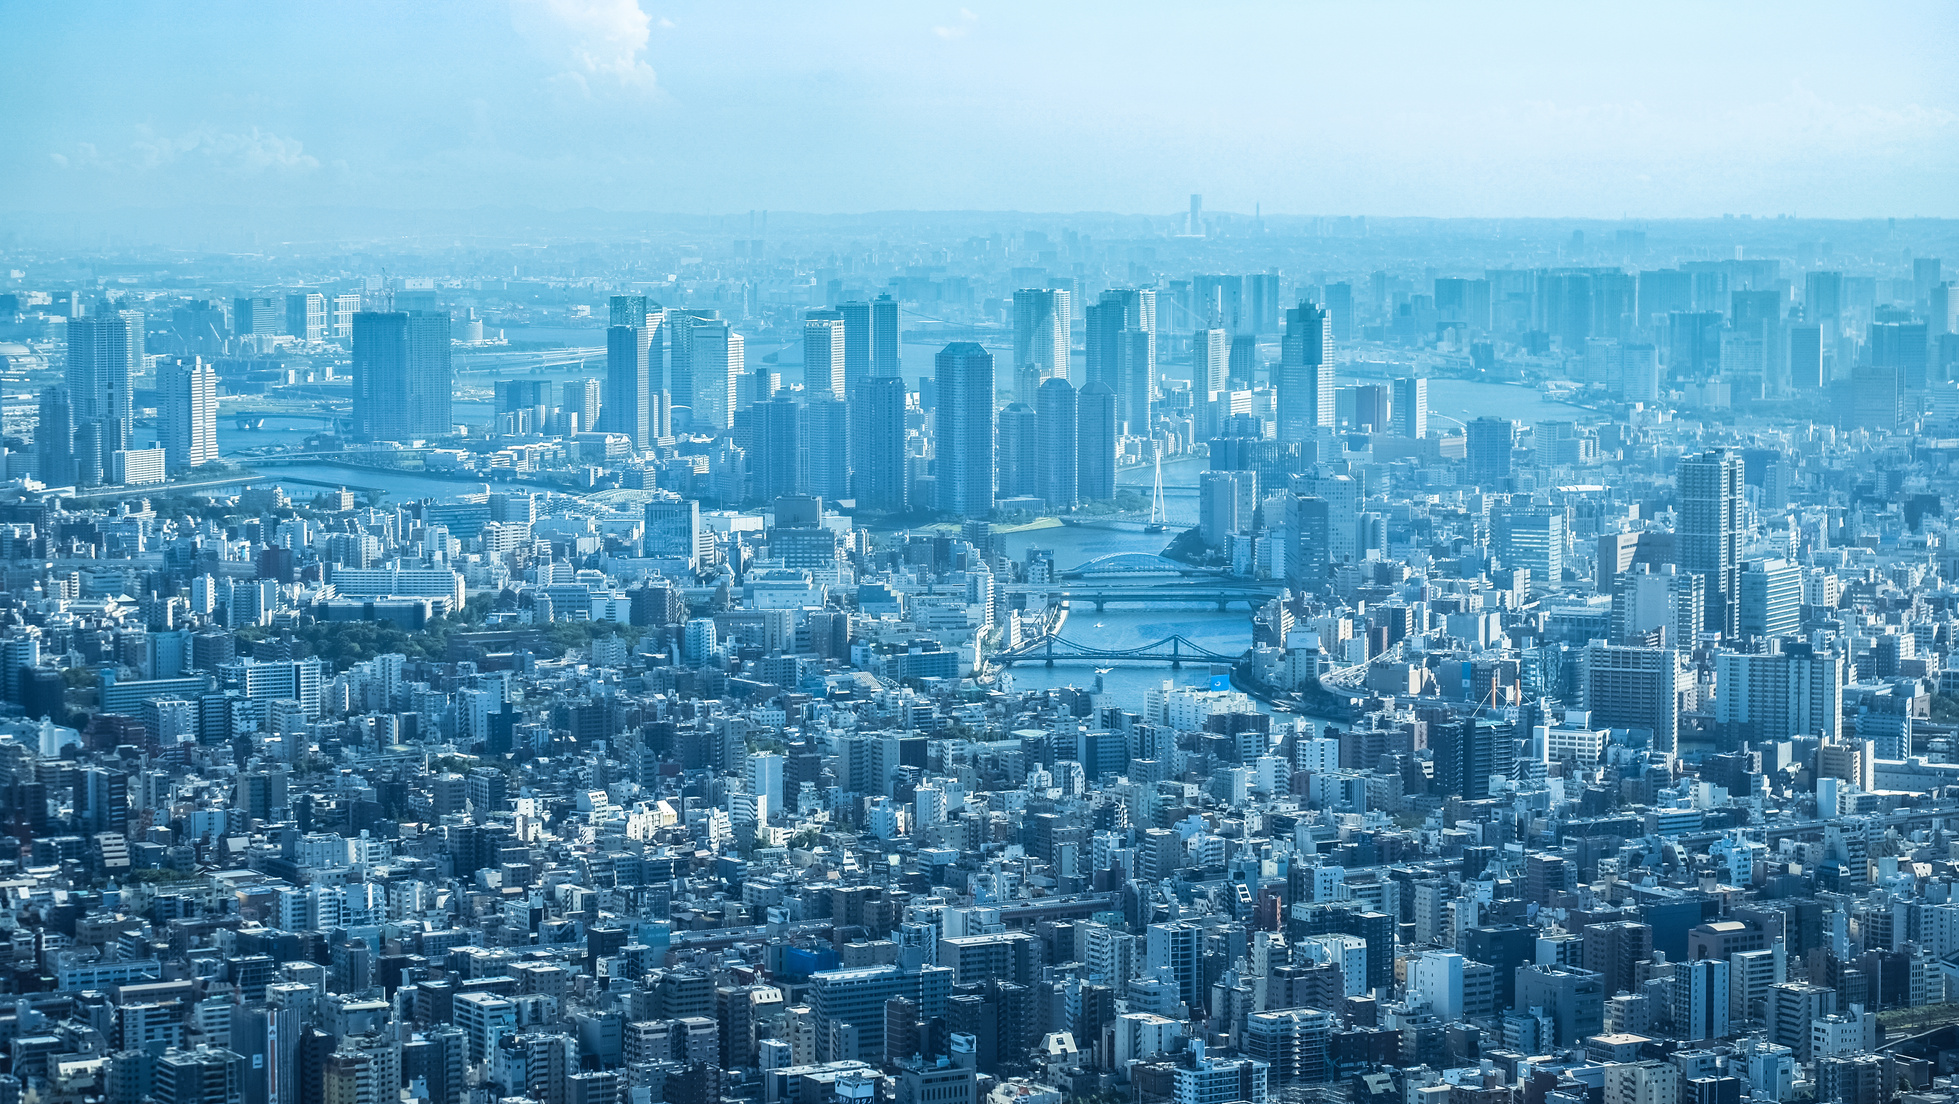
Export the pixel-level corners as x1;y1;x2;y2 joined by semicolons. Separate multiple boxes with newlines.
1038;583;1280;612
455;346;606;375
246;449;436;464
1059;552;1227;579
230;412;348;431
993;632;1242;669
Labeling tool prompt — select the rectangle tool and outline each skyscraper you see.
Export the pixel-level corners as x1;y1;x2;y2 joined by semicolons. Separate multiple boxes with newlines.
603;296;662;447
1392;377;1428;439
934;342;995;519
66;309;142;453
285;293;326;343
1013;289;1070;400
804;315;846;398
1678;448;1742;637
1037;377;1079;511
352;310;452;441
1577;643;1685;753
1277;301;1334;442
1193;328;1229;393
1077;381;1118;503
1193;327;1230;439
872;294;901;377
1193;275;1244;333
1228;334;1258;390
839;300;873;392
1466;417;1516;487
850;376;908;514
561;378;602;434
805;395;851;502
1083;288;1156;435
604;324;652;447
608;294;649;328
692;320;745;429
1870;320;1930;391
1084;300;1126;393
746;395;805;503
159;357;219;471
234;296;278;336
35;385;74;487
667;308;719;412
1248;274;1282;334
997;402;1039;500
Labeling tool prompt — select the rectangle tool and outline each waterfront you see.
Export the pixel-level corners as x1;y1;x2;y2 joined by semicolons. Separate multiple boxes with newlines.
175;366;1596;711
995;520;1254;705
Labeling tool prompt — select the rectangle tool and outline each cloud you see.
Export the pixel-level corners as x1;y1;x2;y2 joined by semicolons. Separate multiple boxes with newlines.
511;0;657;93
933;8;977;39
49;127;320;176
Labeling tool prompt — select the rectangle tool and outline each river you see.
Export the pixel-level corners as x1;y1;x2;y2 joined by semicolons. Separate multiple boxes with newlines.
182;349;1578;712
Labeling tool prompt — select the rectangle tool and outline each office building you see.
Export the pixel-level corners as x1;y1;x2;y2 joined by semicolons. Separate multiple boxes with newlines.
36;385;75;486
745;396;805;503
604;324;653;447
157;357;219;472
1713;643;1841;743
234;296;279;336
1013;289;1070;400
997;402;1039;500
1393;376;1428;439
1871;320;1930;390
1036;377;1079;511
233;1003;298;1104
66;309;142;453
934;343;995;519
1679;448;1742;637
1612;564;1703;648
1670;958;1730;1042
1788;324;1824;388
285;293;326;343
1145;922;1202;1010
1513;965;1604;1046
806;395;851;503
849;376;908;514
1085;287;1155;434
666;308;719;413
1493;506;1565;593
1577;643;1685;753
837;299;897;394
1737;559;1803;640
156;1045;245;1104
561;378;601;434
691;320;744;430
1247;274;1281;333
1432;718;1514;802
643;497;705;569
1077;381;1118;502
1467;417;1517;487
805;315;847;398
352;310;452;441
1174;1048;1268;1104
1277;301;1335;442
1603;1061;1681;1104
1193;274;1244;333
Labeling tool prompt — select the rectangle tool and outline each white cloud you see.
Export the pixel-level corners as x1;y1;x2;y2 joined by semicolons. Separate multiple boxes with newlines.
933;7;977;39
49;127;319;175
511;0;657;93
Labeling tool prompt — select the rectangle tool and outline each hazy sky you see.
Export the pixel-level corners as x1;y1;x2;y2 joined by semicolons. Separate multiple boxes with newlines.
4;0;1955;220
